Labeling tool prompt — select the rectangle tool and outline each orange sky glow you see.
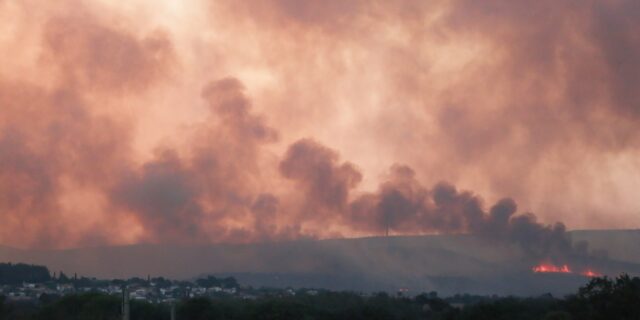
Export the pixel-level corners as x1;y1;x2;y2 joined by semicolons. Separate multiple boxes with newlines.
1;0;639;249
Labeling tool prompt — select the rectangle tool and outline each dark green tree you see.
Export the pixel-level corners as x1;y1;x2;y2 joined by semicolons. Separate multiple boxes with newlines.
565;274;640;320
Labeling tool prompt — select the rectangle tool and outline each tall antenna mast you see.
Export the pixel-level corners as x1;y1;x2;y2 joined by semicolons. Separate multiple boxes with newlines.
122;286;130;320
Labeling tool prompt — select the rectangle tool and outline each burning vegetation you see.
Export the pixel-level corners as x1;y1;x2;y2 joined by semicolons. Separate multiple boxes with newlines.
532;263;571;274
532;263;602;277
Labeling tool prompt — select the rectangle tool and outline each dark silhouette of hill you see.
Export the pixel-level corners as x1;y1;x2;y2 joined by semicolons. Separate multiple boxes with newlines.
0;230;638;296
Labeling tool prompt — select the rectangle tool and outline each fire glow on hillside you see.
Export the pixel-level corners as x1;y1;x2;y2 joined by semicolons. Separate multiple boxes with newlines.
532;264;602;277
581;269;603;277
532;264;571;273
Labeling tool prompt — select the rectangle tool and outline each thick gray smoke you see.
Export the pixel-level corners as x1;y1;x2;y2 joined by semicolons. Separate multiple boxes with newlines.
109;77;282;243
281;145;599;263
3;0;639;257
280;139;362;218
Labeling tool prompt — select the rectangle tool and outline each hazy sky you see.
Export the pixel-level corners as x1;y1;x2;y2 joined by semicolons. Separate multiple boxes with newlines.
1;0;639;249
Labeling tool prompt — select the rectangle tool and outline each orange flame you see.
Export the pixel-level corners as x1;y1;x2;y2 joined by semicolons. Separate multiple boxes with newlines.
581;269;602;277
532;263;603;277
532;263;572;273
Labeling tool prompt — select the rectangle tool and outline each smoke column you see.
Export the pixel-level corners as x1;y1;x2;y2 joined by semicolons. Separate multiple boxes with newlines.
0;0;639;251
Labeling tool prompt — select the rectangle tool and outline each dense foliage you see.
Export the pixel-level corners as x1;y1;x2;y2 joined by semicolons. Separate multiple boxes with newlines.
195;276;239;289
0;275;638;319
0;264;50;285
176;293;425;320
564;274;640;320
451;274;640;320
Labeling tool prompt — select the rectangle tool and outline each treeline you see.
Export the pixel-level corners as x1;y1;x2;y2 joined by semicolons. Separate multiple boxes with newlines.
0;294;167;320
0;263;50;285
178;275;640;320
195;276;238;289
1;292;425;320
1;274;639;319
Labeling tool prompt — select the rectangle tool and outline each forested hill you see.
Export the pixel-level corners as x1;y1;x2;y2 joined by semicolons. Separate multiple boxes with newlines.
1;231;639;295
0;263;50;285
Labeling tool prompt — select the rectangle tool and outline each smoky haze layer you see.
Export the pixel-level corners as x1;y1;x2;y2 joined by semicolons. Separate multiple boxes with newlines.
0;0;639;258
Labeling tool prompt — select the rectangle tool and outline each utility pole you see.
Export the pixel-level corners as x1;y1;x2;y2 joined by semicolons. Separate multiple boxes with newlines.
122;286;130;320
170;301;176;320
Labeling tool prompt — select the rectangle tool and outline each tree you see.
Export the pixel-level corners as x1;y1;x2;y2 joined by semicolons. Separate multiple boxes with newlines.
565;274;640;320
58;272;70;283
0;263;51;285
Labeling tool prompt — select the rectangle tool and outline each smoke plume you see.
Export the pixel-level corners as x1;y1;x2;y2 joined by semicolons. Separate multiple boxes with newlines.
0;0;639;254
